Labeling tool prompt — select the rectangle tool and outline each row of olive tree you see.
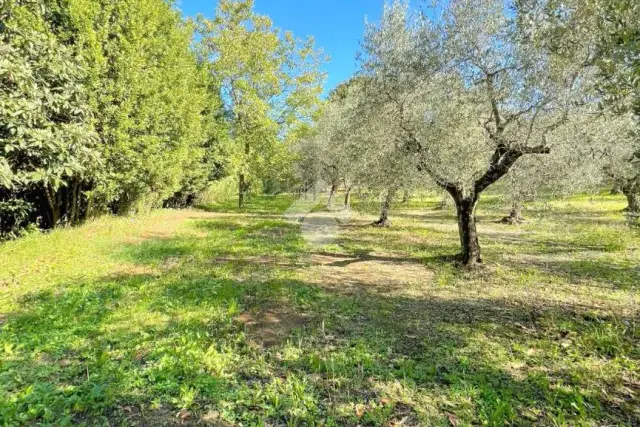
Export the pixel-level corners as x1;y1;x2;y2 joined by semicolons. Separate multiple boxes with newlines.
295;77;428;225
297;0;638;266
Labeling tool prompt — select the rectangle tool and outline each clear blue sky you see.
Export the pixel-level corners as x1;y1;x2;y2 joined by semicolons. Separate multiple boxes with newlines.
176;0;388;94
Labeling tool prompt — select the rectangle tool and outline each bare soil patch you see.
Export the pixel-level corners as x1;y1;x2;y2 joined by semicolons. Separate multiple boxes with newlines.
235;304;309;347
305;253;435;296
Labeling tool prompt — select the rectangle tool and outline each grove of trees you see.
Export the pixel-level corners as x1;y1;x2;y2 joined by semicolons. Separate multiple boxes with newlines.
297;0;639;266
0;0;325;237
2;0;638;267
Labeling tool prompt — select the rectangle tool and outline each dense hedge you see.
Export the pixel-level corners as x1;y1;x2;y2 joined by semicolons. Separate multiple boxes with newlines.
0;0;224;238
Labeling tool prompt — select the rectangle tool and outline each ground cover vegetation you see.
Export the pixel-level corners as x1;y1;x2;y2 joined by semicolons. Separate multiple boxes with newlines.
0;193;638;425
1;0;640;425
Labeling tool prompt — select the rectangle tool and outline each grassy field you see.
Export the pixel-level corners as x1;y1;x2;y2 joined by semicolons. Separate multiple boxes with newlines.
0;193;638;426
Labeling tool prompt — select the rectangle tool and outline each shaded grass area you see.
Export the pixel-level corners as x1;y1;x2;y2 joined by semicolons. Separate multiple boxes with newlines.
0;193;638;426
197;194;297;215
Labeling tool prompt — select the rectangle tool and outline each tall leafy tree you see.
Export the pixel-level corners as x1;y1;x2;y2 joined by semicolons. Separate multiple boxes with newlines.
196;0;325;208
55;0;216;214
0;1;98;232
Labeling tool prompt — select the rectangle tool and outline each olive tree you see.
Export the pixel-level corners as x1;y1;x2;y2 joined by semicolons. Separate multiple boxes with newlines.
359;0;590;265
516;0;640;214
302;76;426;224
500;113;612;224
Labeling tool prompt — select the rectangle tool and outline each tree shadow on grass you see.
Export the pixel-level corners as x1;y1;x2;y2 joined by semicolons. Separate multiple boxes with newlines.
1;216;638;425
4;272;637;425
332;218;639;291
197;194;297;216
500;255;640;291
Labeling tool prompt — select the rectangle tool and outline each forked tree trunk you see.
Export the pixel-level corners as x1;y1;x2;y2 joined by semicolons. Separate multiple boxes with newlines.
372;188;396;227
453;195;481;265
344;187;352;210
408;103;550;266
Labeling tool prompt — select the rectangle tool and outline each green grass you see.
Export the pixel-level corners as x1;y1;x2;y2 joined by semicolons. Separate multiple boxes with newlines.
0;193;638;426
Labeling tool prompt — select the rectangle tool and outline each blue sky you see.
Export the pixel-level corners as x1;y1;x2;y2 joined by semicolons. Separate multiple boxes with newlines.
176;1;388;93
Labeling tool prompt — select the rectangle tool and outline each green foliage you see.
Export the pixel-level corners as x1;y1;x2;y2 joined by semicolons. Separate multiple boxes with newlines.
61;0;218;214
0;194;638;425
1;0;226;237
196;176;238;205
592;0;640;116
0;1;99;228
196;0;325;206
0;199;34;240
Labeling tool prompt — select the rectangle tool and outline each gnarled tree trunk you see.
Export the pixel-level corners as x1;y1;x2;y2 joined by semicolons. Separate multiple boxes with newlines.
625;190;640;215
344;186;352;210
619;179;640;214
451;193;481;265
501;201;525;224
372;188;396;227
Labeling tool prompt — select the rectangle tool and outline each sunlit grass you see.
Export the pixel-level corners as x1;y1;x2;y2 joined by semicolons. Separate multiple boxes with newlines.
0;193;638;425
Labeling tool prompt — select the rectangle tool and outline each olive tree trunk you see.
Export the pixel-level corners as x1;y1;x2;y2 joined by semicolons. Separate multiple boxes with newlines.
372;188;396;227
451;194;481;264
327;183;337;208
625;190;640;214
344;186;352;210
501;201;525;224
424;143;549;267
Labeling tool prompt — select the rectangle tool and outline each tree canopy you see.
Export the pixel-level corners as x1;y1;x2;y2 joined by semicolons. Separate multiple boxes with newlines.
196;0;325;207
